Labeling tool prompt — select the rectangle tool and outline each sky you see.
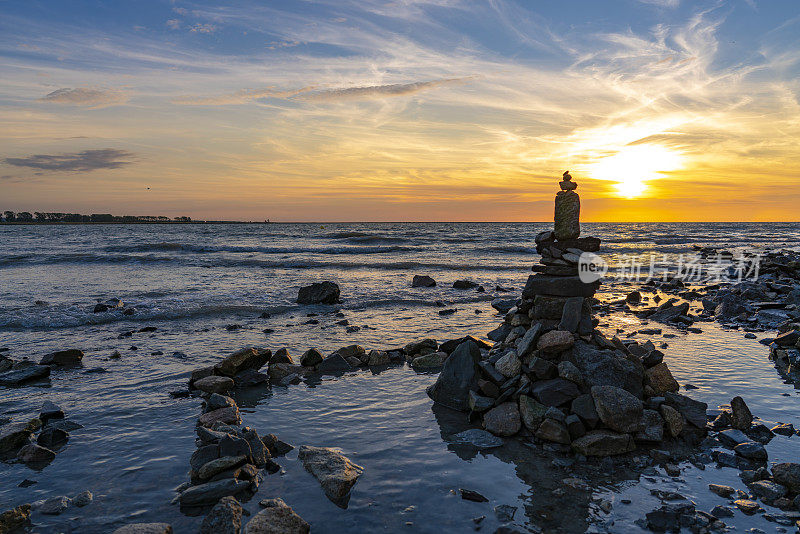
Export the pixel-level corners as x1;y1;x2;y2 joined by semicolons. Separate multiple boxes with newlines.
1;0;799;222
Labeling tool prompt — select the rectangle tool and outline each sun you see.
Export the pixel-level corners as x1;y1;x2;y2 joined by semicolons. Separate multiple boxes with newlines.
585;144;684;198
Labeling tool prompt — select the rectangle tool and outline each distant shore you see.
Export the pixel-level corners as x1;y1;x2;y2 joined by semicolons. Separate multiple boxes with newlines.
0;220;270;225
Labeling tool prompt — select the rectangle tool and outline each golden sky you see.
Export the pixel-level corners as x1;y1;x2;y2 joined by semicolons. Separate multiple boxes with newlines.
1;1;799;221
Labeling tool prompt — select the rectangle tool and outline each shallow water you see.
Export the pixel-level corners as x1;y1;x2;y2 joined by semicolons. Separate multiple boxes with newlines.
2;222;800;532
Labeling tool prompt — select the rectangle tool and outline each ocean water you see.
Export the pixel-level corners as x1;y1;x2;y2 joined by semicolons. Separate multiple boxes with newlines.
1;222;800;533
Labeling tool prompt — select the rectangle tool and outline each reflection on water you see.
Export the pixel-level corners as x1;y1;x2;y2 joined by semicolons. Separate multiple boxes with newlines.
1;223;800;532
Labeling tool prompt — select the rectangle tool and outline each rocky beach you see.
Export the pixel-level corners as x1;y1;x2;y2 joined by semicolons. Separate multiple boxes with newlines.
2;206;800;533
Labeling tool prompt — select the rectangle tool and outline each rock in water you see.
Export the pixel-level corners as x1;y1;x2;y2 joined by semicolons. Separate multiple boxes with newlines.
554;190;580;240
450;429;504;449
39;349;84;366
426;341;481;411
297;281;340;305
591;386;643;433
0;504;31;533
482;402;521;436
112;524;173;534
411;275;437;287
215;347;270;377
244;500;309;534
297;446;363;506
179;479;250;506
571;430;635;456
730;396;753;430
200;496;242;534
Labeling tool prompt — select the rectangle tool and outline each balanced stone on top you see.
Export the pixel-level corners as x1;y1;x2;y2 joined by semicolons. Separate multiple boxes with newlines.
554;171;580;240
559;171;577;191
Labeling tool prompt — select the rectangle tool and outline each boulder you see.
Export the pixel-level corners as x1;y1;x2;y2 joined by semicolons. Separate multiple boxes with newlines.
730;396;753;430
519;395;548;431
200;496;242;534
0;504;31;533
426;341;481;411
16;443;56;464
194;376;235;395
0;420;36;453
411;275;436;288
572;341;643;397
39;349;84;366
664;392;707;428
536;330;574;356
771;463;800;493
300;349;324;367
494;351;521;378
411;352;447;369
535;418;571;444
522;275;599;299
635;410;664;442
39;400;64;423
179;479;250;506
37;426;69;449
40;496;70;515
450;429;503;449
297;281;340;304
215;348;270;377
367;350;390;366
645;363;679;395
749;480;786;502
198;407;241;427
316;354;352;374
734;442;767;461
571;394;599;428
453;279;479;289
557;361;583;385
530;378;580;407
660;404;684;438
516;323;542;357
554;190;580;240
297;446;363;504
571;430;635;456
0;365;50;386
198;456;248;480
591;386;643;433
270;348;294;365
403;339;438;355
558;297;584;332
482;402;521;436
244;500;309;534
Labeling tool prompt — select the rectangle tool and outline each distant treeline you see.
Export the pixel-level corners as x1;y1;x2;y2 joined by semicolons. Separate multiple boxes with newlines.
2;211;193;223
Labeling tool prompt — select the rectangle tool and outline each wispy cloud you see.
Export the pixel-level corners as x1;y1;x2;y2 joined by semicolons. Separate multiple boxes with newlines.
4;149;135;172
173;86;317;105
299;77;476;101
38;87;129;108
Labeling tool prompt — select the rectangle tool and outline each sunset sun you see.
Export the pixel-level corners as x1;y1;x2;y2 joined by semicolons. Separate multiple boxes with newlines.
586;144;685;198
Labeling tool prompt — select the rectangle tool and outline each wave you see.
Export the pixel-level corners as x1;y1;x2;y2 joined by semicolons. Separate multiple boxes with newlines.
478;245;534;254
102;242;410;255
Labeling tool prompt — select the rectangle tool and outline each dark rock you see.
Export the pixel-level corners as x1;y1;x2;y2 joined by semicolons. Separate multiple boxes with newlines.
261;434;293;456
40;349;84;366
300;349;323;367
426;341;481;411
664;392;707;428
572;341;643;397
730;396;753;430
522;275;599;299
316;354;352;374
571;394;600;428
0;365;51;386
39;401;64;424
591;385;643;433
245;500;309;533
297;445;364;504
112;523;173;534
482;402;521;436
460;489;488;502
571;430;635;456
17;443;56;464
734;441;767;461
215;347;271;377
771;462;800;493
411;275;436;288
37;426;69;449
297;281;340;304
453;280;479;289
200;496;241;534
179;479;250;506
530;378;580;407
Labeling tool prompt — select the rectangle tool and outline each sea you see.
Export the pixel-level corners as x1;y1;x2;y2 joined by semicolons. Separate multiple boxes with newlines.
1;222;800;532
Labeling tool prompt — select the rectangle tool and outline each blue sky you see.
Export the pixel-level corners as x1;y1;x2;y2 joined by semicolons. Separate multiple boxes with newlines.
1;0;799;220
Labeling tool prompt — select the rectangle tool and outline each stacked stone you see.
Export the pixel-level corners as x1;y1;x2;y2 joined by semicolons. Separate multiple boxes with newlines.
427;172;709;456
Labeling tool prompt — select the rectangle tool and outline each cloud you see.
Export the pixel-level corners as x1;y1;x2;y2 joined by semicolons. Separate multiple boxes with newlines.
4;149;135;172
173;86;317;105
299;77;476;102
189;23;216;34
637;0;680;7
166;19;181;30
38;87;129;108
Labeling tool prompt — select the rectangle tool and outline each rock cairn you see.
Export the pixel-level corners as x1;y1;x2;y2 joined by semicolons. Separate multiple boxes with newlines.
428;172;708;456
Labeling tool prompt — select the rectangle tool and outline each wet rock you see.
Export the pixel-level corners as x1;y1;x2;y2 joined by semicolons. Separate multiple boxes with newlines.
717;428;749;449
482;402;521;437
734;441;766;460
468;391;493;412
411;275;436;288
198;456;248;480
242;429;268;467
530;378;580;407
244;499;309;534
39;401;64;424
645;363;679;395
234;369;268;388
733;499;760;515
205;393;236;413
16;443;55;464
771;422;795;436
426;341;481;412
645;501;696;532
297;281;340;304
215;348;270;377
0;504;31;532
749;480;786;502
411;352;447;369
771;463;800;493
190;445;221;472
297;445;364;504
261;434;293;457
572;341;643;397
536;330;574;355
535;418;571;444
112;524;173;534
571;394;599;428
708;484;735;498
494;504;517;523
300;349;323;367
451;429;503;449
557;361;583;385
745;422;774;444
367;350;390;366
193;376;234;395
200;495;242;534
39;349;84;366
710;505;734;518
0;365;50;386
571;430;635;456
519;395;548;431
730;396;753;430
271;348;294;365
72;490;93;507
591;386;643;433
198;407;241;427
664;392;707;428
40;495;70;515
565;414;586;439
179;479;250;506
635;409;664;442
0;420;36;454
494;351;521;378
460;489;488;502
316;354;352;374
453;279;479;289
